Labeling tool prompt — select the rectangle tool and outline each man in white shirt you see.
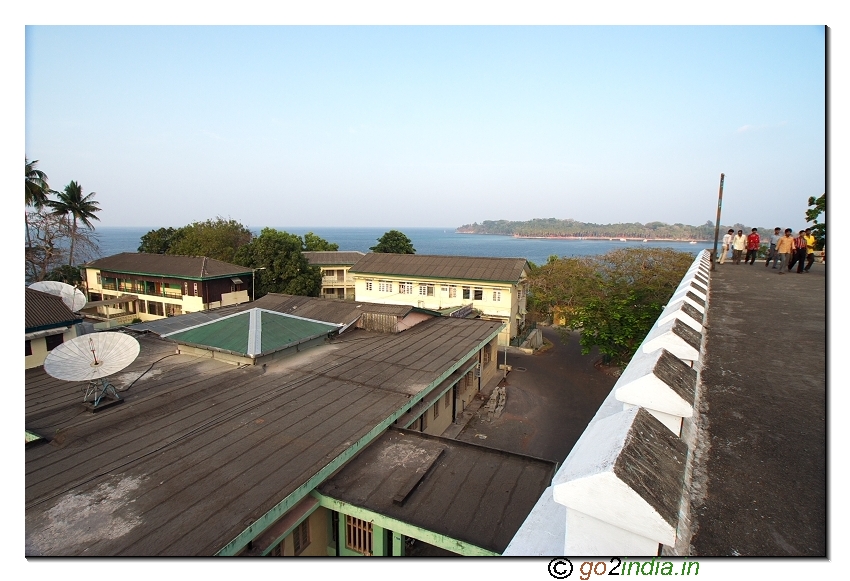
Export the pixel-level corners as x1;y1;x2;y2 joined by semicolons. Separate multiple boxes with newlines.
719;229;734;264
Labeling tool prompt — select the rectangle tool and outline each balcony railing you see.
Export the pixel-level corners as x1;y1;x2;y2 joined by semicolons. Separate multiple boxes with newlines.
322;275;355;286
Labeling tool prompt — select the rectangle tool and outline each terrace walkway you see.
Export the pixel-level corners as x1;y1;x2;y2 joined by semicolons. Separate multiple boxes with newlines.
688;258;826;556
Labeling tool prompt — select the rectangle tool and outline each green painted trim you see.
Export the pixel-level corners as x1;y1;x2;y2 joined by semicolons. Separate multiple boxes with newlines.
214;322;505;556
312;492;499;556
392;531;404;557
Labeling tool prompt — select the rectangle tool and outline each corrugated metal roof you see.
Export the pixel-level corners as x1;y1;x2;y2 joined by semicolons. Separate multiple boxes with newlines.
302;251;365;266
25;288;78;332
85;253;252;279
350;253;529;283
164;308;340;357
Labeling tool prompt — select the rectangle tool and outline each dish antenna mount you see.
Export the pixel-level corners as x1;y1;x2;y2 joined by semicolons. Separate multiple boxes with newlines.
44;332;140;410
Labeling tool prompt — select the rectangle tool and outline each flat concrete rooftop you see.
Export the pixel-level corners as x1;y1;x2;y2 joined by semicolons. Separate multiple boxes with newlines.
689;259;826;556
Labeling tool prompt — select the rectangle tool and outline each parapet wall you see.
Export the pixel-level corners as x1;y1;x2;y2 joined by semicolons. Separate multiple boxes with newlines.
504;250;711;556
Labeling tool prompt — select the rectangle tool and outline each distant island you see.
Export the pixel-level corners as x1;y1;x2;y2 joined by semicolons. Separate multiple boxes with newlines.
456;218;717;241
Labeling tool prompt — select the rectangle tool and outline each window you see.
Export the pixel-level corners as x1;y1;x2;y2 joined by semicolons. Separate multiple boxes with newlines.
447;285;457;298
473;288;483;301
184;282;189;295
345;516;373;556
193;282;198;297
378;280;393;293
293;519;310;555
365;279;373;291
422;410;428;430
268;542;282;557
465;372;474;387
483;344;492;364
463;286;471;299
399;281;413;294
96;273;102;285
25;340;32;356
419;284;434;296
492;290;502;302
433;402;439;419
444;390;451;409
45;334;64;351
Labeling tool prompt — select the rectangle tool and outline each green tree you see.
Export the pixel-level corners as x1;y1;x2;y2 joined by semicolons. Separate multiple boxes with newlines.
234;228;321;299
806;193;825;250
45;264;84;287
48;180;101;266
370;230;415;254
167;217;252;263
303;232;339;251
530;248;695;366
138;227;184;254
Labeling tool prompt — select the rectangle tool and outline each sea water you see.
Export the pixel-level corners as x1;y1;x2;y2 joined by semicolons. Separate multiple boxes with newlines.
95;226;712;266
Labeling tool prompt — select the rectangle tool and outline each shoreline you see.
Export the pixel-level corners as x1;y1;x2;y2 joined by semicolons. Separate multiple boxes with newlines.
455;231;709;243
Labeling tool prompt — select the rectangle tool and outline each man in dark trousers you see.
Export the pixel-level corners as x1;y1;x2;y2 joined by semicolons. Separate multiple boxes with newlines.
745;228;760;265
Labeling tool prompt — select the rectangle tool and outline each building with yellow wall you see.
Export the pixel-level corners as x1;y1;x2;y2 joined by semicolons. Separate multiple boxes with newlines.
350;254;530;346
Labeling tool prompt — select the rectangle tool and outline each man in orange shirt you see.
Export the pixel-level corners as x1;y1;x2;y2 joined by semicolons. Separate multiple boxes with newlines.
775;229;795;274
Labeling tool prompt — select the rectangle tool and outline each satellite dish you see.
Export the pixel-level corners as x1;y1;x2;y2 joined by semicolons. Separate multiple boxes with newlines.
29;280;87;312
44;332;140;409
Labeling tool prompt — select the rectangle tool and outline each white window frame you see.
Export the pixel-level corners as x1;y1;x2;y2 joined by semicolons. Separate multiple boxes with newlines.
378;280;392;293
493;289;502;302
400;281;413;294
365;279;373;291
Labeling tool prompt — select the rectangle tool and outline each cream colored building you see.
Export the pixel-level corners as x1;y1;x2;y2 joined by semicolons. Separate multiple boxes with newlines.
302;251;365;300
350;253;530;345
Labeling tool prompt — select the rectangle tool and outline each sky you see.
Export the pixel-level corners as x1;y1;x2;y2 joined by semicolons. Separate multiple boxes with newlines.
20;16;826;231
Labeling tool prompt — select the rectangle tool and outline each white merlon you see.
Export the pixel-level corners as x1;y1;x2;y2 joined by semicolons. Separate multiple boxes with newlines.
552;407;686;552
642;319;701;365
614;348;697;435
671;284;706;303
657;300;703;333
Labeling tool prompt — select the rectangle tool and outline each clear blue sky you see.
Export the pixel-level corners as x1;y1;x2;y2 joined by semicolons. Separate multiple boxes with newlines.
23;24;825;230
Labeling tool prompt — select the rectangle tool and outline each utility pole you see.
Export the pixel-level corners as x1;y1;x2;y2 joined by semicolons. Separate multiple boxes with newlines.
711;173;725;272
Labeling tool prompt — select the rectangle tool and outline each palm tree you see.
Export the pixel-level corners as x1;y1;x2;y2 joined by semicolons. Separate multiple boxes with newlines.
49;180;101;266
25;158;53;248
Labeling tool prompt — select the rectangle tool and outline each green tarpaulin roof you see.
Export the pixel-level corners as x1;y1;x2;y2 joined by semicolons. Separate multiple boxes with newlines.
163;308;340;357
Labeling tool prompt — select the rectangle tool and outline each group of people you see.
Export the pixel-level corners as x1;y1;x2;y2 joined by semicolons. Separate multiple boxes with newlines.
718;227;819;274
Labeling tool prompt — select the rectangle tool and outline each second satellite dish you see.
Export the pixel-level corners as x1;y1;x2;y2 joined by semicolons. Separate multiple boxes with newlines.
28;280;87;312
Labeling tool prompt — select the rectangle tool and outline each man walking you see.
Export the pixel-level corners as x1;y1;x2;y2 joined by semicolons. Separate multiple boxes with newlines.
788;230;808;273
765;227;782;268
746;228;760;265
775;228;794;274
732;229;747;264
719;229;734;264
804;228;816;272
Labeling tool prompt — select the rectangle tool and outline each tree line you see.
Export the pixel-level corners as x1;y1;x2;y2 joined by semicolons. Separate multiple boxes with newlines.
137;221;416;300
